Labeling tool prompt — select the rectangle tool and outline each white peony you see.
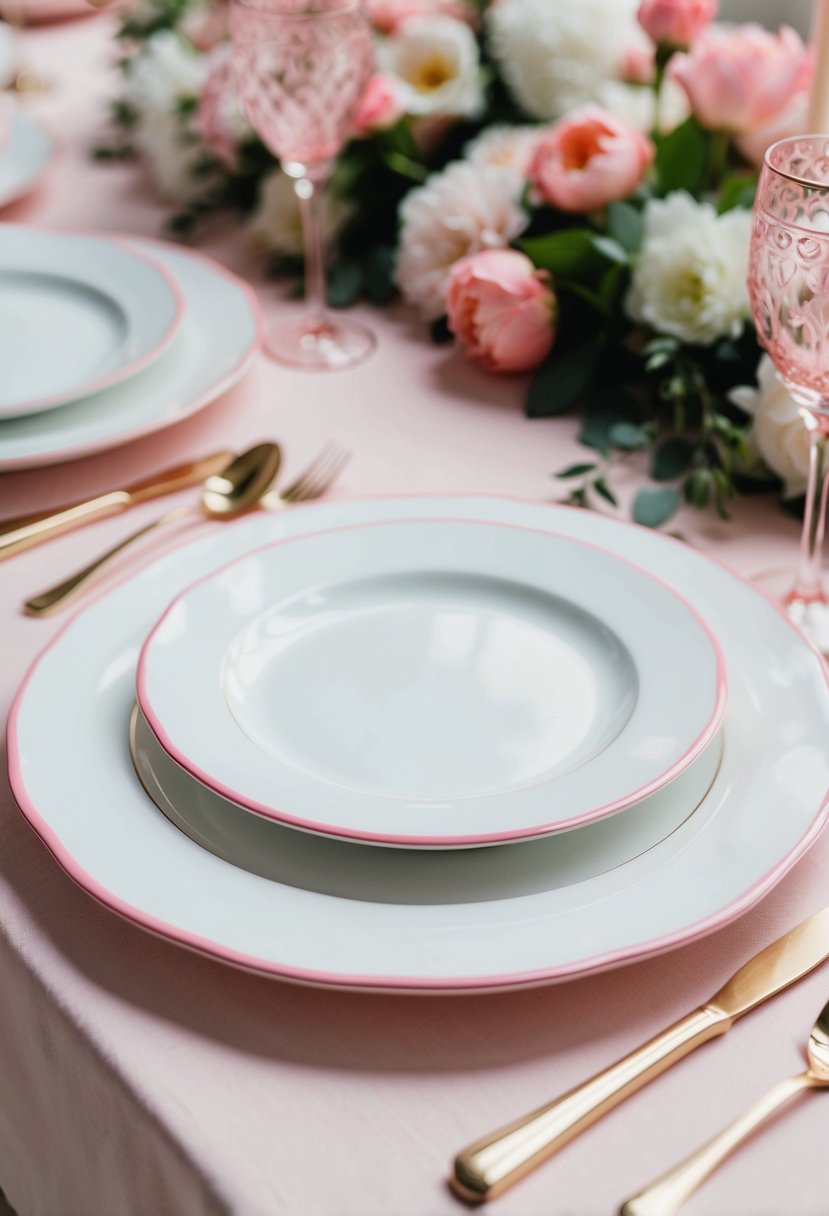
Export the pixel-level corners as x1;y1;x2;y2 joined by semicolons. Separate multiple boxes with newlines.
595;79;689;136
246;169;351;256
124;31;210;203
463;124;541;180
378;15;483;119
731;355;809;497
486;0;644;119
625;192;752;346
395;160;529;318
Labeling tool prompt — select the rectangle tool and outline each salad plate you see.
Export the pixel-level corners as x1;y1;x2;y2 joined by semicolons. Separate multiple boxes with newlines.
0;227;184;418
8;498;829;992
138;518;725;847
0;110;54;211
0;237;262;469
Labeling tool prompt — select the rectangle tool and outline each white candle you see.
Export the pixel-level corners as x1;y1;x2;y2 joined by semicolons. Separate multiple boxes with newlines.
809;0;829;130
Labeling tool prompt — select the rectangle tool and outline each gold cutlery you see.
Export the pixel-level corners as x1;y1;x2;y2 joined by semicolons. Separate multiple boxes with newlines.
451;905;829;1204
620;996;829;1216
0;450;233;561
24;443;281;617
262;441;350;510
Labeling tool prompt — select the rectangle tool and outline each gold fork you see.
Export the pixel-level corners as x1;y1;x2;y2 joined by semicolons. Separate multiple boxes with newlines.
263;441;351;508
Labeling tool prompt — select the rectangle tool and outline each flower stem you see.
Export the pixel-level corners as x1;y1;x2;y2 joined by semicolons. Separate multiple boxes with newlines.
707;130;730;191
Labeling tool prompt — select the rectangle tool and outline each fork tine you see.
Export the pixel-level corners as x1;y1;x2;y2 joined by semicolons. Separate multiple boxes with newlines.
279;442;337;502
288;446;351;503
283;444;350;503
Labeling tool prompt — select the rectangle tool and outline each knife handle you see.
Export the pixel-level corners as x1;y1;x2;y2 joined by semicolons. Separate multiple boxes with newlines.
451;1005;730;1204
0;492;131;560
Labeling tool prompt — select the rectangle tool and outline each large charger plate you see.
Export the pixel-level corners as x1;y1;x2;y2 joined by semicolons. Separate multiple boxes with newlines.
0;237;262;469
137;519;725;847
8;497;829;992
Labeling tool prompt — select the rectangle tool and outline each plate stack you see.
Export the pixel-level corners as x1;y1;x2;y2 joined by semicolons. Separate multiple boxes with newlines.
9;500;829;993
0;226;262;470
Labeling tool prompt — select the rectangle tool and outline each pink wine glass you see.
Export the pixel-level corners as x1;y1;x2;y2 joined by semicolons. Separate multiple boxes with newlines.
231;0;375;370
749;135;829;649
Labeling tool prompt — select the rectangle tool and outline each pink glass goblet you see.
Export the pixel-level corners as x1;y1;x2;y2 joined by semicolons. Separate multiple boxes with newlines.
231;0;375;370
749;135;829;649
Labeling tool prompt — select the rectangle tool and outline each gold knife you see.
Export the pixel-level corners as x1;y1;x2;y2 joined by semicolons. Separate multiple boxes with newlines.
451;905;829;1204
0;450;233;561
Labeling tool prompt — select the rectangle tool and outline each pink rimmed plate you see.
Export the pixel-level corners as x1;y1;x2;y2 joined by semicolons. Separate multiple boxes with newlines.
137;518;726;848
7;497;829;993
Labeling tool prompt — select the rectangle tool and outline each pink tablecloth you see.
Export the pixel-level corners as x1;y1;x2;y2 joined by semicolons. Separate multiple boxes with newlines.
1;15;828;1216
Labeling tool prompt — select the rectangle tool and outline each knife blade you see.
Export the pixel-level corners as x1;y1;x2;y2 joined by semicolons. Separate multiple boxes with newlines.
451;904;829;1204
0;450;234;561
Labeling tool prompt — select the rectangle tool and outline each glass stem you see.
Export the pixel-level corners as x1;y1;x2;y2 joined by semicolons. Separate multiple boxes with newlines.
293;170;328;330
790;411;829;605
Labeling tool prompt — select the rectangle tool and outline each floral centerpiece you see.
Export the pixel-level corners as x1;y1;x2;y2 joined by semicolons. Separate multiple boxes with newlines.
105;0;815;526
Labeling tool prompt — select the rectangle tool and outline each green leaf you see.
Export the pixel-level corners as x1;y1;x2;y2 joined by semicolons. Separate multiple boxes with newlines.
606;201;644;253
526;335;604;418
579;412;615;456
717;173;757;214
592;477;618;507
655;118;708;196
590;235;629;265
327;262;362;308
633;486;681;528
520;229;605;277
684;468;713;508
609;421;649;451
652;437;694;481
556;462;597;479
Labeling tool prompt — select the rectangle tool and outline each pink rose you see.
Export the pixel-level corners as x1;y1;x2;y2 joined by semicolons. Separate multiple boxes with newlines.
529;106;655;214
669;23;807;133
181;0;229;53
192;50;245;170
353;74;405;134
446;250;556;374
366;0;473;34
620;42;656;86
637;0;716;49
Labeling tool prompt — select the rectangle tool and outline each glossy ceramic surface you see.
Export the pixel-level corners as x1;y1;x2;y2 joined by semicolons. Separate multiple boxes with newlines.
0;110;54;211
0;227;184;417
8;498;829;991
138;519;725;846
131;706;722;894
0;237;262;469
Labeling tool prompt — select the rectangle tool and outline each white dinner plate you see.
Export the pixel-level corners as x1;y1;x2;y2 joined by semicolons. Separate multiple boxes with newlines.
131;705;723;897
0;237;262;469
0;227;184;418
0;110;54;211
138;519;725;847
8;498;829;992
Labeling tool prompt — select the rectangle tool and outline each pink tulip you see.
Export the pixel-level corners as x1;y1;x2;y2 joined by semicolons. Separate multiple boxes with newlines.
529;106;654;214
637;0;716;49
669;23;807;133
353;74;405;134
446;250;556;374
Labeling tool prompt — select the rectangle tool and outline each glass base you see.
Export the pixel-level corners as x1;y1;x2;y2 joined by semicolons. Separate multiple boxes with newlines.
265;314;376;371
753;566;829;654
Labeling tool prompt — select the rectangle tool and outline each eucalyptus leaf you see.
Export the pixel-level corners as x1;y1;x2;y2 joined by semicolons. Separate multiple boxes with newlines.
609;421;649;450
526;335;604;418
633;486;681;528
592;477;618;507
556;462;597;478
579;412;615;456
651;437;694;481
606;201;644;253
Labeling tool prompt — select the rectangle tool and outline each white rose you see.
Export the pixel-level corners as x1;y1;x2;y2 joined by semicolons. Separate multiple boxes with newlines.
486;0;644;119
462;124;541;180
595;79;689;136
246;169;351;256
124;31;210;203
395;160;529;319
731;355;809;497
378;15;483;119
625;192;752;346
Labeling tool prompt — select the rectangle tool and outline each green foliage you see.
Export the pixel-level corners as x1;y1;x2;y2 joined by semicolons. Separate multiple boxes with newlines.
654;117;709;196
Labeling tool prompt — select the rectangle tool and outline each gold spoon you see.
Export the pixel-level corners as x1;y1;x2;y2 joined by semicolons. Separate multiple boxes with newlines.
620;996;829;1216
24;442;281;618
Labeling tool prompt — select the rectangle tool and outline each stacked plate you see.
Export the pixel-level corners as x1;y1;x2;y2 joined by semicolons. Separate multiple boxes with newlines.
0;225;262;470
9;498;829;993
